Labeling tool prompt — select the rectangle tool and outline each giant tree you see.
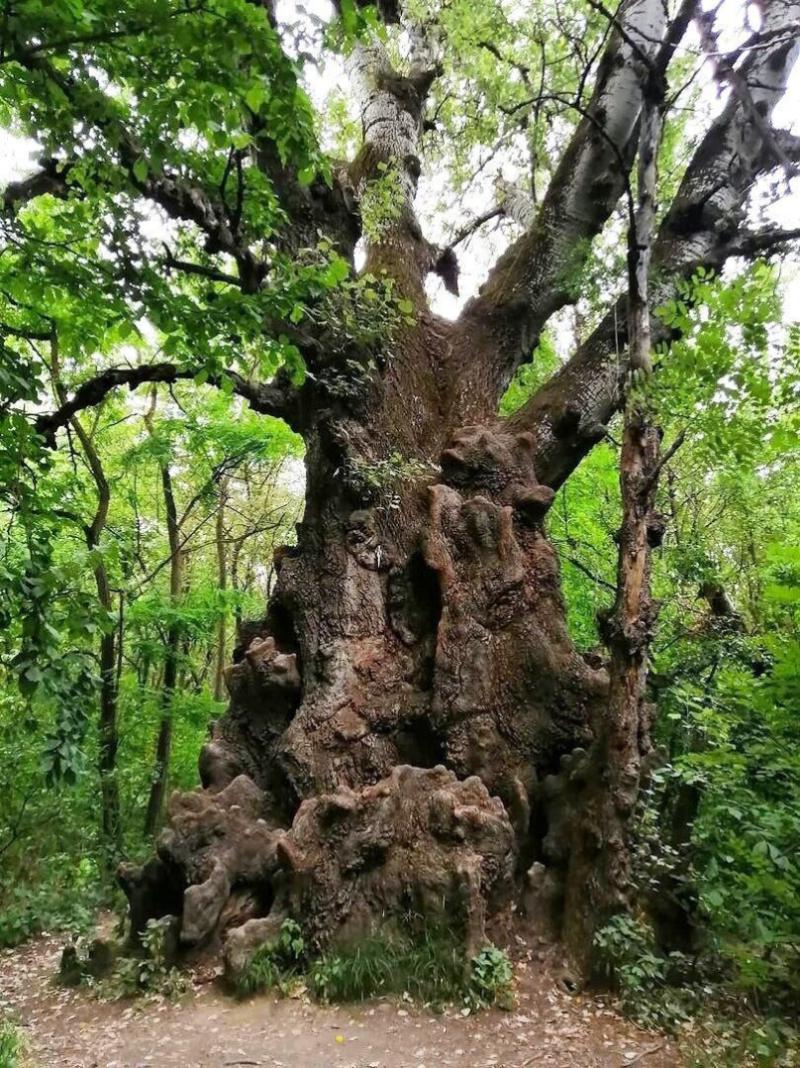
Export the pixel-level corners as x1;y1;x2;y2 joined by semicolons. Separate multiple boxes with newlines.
2;0;799;973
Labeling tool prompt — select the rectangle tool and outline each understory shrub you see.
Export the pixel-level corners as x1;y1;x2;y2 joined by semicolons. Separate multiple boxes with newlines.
594;912;800;1066
0;855;103;948
105;917;187;1000
60;917;187;1001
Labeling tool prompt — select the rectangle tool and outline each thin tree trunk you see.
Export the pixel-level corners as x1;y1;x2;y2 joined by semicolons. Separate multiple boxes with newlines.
231;538;244;633
599;67;665;911
213;477;229;702
562;62;666;968
49;335;122;860
143;390;184;837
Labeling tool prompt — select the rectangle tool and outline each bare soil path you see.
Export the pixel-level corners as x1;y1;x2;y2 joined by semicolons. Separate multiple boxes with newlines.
1;934;681;1068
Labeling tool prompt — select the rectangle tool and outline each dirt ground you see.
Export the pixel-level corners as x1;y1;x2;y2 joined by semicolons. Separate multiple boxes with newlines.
0;932;681;1068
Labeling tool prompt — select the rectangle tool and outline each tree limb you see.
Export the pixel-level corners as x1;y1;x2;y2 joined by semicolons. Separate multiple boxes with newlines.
2;157;72;212
456;0;671;394
722;226;800;257
510;0;800;488
34;362;301;443
13;49;267;290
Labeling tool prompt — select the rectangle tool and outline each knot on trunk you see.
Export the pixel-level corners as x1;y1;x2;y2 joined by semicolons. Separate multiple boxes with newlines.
346;508;393;570
440;424;555;524
224;635;300;704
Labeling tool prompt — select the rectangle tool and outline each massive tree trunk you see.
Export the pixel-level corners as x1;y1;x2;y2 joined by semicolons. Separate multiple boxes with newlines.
121;299;607;964
107;0;800;975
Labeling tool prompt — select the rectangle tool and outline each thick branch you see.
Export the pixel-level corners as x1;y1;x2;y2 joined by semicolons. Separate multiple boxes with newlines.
34;362;300;443
347;28;445;297
2;158;71;212
512;0;800;488
456;0;670;394
722;226;800;257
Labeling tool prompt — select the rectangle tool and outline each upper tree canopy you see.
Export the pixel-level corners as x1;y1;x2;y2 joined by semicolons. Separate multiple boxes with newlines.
0;0;799;467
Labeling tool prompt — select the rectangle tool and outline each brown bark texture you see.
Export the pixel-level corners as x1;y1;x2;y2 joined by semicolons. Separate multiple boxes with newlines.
115;0;800;977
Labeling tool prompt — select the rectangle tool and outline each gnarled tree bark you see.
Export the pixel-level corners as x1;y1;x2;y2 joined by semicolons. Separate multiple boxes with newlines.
75;0;798;975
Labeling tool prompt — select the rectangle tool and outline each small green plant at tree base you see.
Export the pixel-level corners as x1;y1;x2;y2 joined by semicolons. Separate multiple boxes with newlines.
308;928;464;1006
100;917;187;1001
0;1018;26;1068
468;946;516;1011
237;918;515;1011
234;918;306;998
593;914;697;1031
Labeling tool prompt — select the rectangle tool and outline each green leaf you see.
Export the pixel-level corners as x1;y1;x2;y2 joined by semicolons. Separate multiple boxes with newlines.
132;158;148;184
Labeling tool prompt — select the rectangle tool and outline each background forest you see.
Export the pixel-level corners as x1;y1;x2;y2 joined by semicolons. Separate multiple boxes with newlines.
0;0;799;1065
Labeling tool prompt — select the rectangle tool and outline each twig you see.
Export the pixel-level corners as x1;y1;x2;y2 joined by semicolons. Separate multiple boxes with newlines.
643;427;687;494
562;551;617;592
624;1043;665;1065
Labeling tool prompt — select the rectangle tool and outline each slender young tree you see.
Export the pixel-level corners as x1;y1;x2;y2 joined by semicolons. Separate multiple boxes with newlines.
142;389;184;837
48;333;123;860
2;0;800;972
213;476;230;703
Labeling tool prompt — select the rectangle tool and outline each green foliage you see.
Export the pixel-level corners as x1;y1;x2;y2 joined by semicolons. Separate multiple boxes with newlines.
235;919;515;1012
668;640;800;1005
360;163;405;243
468;945;516;1010
0;1018;26;1068
593;915;696;1031
683;1015;800;1068
0;856;102;948
309;933;515;1011
499;332;560;416
0;378;302;942
310;934;515;1011
352;451;434;495
102;918;187;1001
546;262;800;1057
594;916;800;1066
308;928;466;1007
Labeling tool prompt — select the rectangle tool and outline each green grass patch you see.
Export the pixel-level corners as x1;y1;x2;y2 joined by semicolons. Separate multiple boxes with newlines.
0;1018;26;1068
235;918;515;1011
